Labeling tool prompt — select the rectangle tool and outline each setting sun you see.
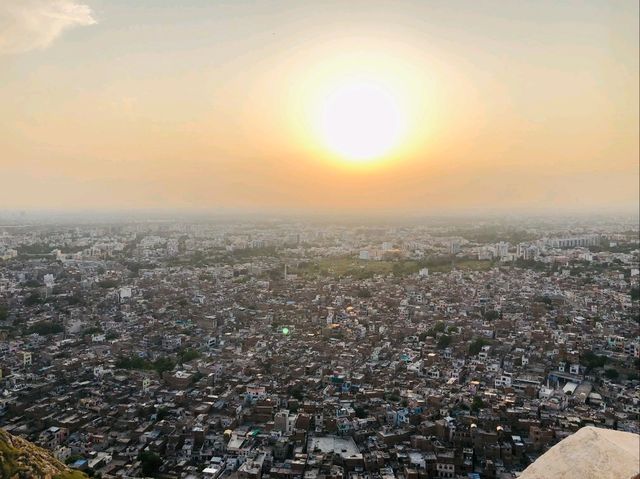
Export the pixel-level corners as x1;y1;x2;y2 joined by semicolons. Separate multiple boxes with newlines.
0;0;637;214
317;80;406;162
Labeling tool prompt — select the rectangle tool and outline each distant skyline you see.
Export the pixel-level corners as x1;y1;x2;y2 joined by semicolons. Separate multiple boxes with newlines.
1;0;638;215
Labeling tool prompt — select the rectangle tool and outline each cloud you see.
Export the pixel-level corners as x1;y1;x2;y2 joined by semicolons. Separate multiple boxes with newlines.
0;0;96;55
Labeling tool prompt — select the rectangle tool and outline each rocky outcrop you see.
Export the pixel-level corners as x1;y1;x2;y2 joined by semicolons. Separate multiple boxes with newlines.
0;428;87;479
519;426;640;479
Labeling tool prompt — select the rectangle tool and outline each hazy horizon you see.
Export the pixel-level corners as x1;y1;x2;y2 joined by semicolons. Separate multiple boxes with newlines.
1;0;638;214
0;206;638;225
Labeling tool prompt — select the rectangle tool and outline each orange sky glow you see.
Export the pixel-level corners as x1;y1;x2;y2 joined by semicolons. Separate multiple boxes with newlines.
0;0;638;215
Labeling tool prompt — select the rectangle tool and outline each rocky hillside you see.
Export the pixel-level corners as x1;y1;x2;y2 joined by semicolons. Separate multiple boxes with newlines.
0;428;87;479
519;426;640;479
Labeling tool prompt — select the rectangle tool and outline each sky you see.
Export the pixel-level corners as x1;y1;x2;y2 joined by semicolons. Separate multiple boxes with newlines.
0;0;638;216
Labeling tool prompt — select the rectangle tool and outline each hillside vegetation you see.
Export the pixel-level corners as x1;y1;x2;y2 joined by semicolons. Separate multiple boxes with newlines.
0;428;87;479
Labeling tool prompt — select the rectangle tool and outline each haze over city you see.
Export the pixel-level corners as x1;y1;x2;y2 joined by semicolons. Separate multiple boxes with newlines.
1;0;638;215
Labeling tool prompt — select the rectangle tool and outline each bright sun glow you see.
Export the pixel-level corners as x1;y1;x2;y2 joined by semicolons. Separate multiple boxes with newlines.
291;51;433;166
317;80;407;163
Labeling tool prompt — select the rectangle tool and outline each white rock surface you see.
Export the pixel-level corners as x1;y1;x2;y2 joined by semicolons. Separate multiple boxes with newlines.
519;426;640;479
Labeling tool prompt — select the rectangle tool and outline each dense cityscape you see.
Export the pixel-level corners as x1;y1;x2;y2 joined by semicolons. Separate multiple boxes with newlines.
0;216;638;478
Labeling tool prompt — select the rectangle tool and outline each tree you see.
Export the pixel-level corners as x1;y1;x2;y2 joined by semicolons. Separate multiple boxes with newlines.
469;338;488;356
179;348;201;363
67;294;84;306
354;406;368;419
27;321;63;335
65;454;83;465
156;407;169;420
24;292;42;306
98;279;119;289
116;355;176;374
426;322;446;338
484;310;500;321
289;383;304;401
437;334;452;349
433;322;446;333
152;357;176;375
0;305;7;321
581;351;607;369
138;451;162;477
471;396;484;412
116;355;149;370
83;326;103;336
604;368;619;380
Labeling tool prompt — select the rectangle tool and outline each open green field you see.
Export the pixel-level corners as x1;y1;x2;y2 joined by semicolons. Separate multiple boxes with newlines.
318;258;401;276
298;257;493;278
429;259;494;273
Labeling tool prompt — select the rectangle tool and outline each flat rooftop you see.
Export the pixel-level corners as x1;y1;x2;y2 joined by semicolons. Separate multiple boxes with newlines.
308;436;360;458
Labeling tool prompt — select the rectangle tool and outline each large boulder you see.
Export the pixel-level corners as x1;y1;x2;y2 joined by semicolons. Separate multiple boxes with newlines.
520;426;640;479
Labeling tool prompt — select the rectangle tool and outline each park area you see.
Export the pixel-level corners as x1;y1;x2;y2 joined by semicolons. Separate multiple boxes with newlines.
297;256;493;279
